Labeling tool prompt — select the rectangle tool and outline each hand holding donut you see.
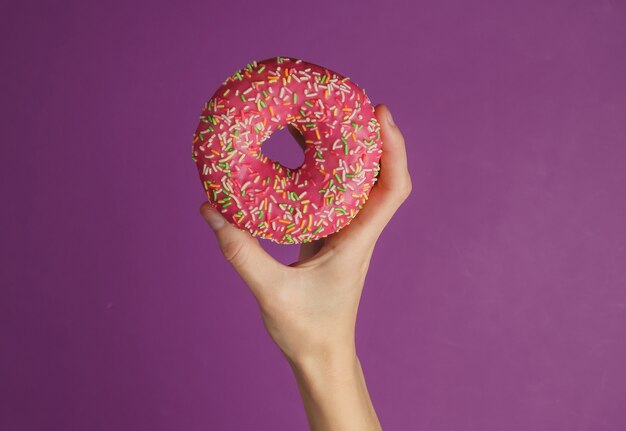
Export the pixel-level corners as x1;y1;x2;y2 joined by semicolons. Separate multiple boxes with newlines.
200;104;411;431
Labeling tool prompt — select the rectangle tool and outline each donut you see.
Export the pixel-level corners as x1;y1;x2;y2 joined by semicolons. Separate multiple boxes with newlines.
192;56;382;244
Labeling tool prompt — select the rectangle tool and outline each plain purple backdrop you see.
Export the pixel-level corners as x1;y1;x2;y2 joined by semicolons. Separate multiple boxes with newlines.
1;0;625;430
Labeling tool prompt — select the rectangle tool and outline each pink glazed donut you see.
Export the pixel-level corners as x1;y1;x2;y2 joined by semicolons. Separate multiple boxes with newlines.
192;56;382;244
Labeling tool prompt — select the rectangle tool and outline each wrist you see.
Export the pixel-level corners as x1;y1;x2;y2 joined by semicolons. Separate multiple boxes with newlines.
287;345;359;378
286;347;381;431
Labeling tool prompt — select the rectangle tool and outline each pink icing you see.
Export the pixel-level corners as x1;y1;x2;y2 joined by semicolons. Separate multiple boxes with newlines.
192;56;382;244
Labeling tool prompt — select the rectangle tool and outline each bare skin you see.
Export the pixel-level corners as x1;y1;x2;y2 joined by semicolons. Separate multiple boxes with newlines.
200;104;411;431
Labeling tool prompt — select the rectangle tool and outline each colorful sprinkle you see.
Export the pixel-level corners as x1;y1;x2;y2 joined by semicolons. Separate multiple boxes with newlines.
192;57;382;244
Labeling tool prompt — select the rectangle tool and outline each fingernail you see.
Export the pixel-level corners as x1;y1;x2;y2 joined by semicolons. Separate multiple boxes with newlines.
201;205;226;230
386;108;395;126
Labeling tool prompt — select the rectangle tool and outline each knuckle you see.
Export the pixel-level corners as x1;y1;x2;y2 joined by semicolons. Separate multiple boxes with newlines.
221;239;248;268
396;174;413;202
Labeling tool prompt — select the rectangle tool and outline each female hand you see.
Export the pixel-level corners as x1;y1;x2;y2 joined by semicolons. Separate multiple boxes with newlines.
200;104;411;431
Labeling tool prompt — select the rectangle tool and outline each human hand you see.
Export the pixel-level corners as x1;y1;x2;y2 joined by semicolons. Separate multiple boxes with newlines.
200;104;410;362
200;104;410;430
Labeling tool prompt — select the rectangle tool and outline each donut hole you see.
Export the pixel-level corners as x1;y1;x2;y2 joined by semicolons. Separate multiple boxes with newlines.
260;125;306;170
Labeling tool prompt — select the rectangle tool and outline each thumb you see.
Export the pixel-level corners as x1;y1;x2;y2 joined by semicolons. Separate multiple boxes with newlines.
199;202;283;299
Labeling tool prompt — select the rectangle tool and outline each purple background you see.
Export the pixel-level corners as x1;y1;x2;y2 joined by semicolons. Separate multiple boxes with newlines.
2;0;625;430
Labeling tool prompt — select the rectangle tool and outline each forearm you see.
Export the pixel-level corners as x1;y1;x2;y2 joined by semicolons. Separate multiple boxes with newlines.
287;348;382;431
